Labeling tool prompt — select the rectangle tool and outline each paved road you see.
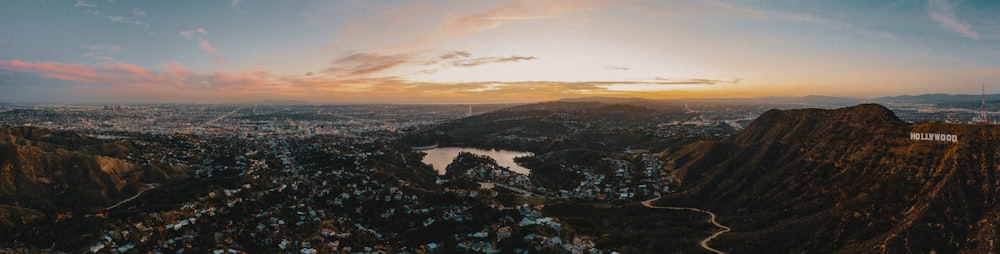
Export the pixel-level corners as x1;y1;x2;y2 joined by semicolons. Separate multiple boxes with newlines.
642;195;731;254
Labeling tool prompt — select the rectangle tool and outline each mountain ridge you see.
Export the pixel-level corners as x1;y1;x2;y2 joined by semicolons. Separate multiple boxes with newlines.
661;103;1000;253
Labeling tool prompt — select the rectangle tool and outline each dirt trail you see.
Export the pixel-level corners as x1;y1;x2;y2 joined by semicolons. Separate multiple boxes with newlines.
641;195;731;254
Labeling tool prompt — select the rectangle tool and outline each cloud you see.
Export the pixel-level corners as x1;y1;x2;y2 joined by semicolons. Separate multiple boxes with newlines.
103;7;149;28
700;1;895;40
0;60;100;82
160;62;192;77
445;0;588;36
450;56;537;67
198;39;217;54
231;0;243;9
179;29;222;61
439;51;472;60
83;44;121;62
702;0;768;20
927;0;979;39
107;62;151;78
75;0;96;8
179;28;208;38
327;53;411;76
605;66;630;71
463;83;508;92
0;58;741;103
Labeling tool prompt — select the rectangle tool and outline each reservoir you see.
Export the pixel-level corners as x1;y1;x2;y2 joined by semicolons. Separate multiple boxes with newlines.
421;147;534;175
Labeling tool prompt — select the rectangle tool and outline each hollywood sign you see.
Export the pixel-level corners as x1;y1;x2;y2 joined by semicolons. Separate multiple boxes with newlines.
910;132;958;143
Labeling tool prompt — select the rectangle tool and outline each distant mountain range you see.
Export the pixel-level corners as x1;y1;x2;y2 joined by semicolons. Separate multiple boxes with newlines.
873;93;1000;104
658;104;1000;253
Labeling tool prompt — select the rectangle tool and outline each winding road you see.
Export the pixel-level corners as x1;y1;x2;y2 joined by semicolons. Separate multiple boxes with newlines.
641;195;731;254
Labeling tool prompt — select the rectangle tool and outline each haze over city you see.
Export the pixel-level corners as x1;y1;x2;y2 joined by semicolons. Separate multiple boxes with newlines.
2;0;1000;104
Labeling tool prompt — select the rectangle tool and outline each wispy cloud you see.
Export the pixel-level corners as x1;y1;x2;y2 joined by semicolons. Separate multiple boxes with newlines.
462;83;508;92
198;39;216;54
445;0;590;36
231;0;242;9
702;0;768;20
427;51;536;67
179;29;223;61
700;1;895;40
108;15;147;27
179;28;207;38
160;62;192;77
0;58;744;103
0;60;100;82
605;66;631;71
439;51;472;60
74;0;96;8
326;53;411;76
73;2;149;29
451;56;536;67
927;0;979;39
83;44;121;62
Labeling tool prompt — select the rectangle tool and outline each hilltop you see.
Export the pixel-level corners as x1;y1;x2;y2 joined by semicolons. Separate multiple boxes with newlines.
659;103;1000;253
405;101;695;153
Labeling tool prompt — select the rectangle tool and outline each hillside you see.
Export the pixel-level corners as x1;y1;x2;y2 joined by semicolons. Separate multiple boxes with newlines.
0;127;179;232
405;101;689;152
660;104;1000;253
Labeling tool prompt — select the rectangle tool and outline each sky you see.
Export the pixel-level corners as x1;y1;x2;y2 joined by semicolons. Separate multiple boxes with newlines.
2;0;1000;104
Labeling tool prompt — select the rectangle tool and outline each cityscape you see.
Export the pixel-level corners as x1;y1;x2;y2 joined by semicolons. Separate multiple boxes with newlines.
1;95;998;252
4;0;1000;253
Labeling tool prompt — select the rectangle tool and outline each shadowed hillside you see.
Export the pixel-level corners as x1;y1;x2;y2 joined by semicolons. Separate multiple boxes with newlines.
404;101;689;153
0;127;184;236
661;104;1000;253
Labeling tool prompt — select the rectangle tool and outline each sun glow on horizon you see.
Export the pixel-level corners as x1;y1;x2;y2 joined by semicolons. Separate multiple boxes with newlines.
1;1;999;103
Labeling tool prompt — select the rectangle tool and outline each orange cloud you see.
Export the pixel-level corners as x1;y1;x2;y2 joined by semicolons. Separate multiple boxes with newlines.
450;55;536;67
444;0;589;36
0;58;741;103
326;53;410;76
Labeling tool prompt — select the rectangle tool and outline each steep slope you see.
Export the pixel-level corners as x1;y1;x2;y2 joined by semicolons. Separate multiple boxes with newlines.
0;127;151;228
662;104;1000;253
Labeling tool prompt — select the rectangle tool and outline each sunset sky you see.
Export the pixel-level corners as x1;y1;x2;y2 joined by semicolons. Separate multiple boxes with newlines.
2;0;999;104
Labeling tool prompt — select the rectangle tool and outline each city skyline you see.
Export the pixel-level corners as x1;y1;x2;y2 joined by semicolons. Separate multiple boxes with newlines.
2;0;1000;104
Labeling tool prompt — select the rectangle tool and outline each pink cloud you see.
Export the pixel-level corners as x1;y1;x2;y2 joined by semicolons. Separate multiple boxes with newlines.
0;60;100;79
161;62;192;77
199;39;217;54
107;62;150;77
927;0;979;39
40;73;100;83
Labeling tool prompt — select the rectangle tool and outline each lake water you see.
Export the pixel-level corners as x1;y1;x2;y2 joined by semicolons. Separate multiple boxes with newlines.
421;147;534;175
